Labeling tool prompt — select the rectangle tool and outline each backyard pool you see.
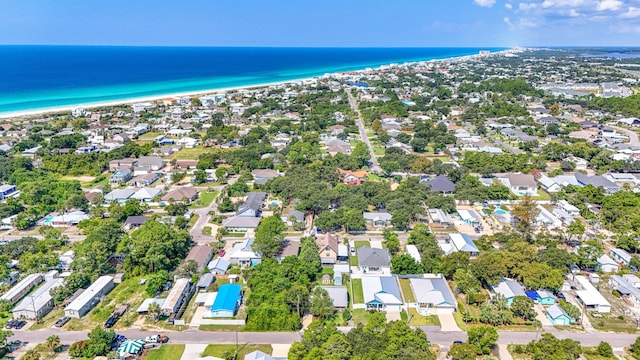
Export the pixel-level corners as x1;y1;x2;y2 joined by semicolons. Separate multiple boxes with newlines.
494;208;507;215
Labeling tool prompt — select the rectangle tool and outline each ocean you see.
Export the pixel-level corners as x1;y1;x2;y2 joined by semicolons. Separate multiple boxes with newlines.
0;46;504;115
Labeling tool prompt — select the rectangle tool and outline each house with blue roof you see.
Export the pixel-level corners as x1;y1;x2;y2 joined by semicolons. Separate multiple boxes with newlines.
210;284;242;318
546;304;574;326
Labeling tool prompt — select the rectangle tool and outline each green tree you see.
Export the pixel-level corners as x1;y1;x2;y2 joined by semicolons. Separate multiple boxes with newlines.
310;287;335;320
321;333;352;360
383;229;400;256
597;341;613;357
510;296;536;321
20;349;40;360
448;343;479;360
253;215;285;258
298;237;321;273
467;325;498;355
391;254;424;275
45;335;61;353
145;270;171;296
559;300;581;321
631;336;640;359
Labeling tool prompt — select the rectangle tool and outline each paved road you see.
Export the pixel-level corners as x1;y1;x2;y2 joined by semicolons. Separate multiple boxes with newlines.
189;176;238;244
345;88;382;172
609;124;640;149
11;327;639;348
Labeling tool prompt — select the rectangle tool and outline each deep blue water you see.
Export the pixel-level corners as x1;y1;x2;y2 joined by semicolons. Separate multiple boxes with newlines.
0;46;504;114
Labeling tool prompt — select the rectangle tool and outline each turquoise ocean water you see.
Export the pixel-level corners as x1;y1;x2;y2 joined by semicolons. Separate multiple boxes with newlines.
0;46;504;114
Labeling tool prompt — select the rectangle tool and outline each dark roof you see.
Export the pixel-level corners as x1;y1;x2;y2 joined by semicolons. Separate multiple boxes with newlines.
575;173;620;191
423;175;455;193
238;192;267;214
186;245;213;268
358;246;391;267
124;216;149;226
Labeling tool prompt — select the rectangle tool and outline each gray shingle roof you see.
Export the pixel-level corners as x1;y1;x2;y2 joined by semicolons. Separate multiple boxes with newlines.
358;247;390;267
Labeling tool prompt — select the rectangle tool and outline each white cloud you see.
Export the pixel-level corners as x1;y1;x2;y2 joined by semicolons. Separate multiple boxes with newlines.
568;8;583;16
621;6;640;18
519;18;539;27
504;16;514;28
505;2;514;9
612;23;640;32
473;0;497;7
541;0;585;8
596;0;623;11
519;2;538;11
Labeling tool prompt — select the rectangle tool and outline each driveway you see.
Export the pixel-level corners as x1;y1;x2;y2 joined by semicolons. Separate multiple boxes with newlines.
181;344;209;360
534;304;553;327
438;312;462;332
386;310;401;322
609;125;640;149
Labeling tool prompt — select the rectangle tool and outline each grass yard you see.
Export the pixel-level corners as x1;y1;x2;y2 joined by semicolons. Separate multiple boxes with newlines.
354;240;370;250
188;214;200;228
367;173;385;182
349;255;359;266
171;147;211;160
399;279;416;303
408;308;441;326
351;309;372;325
198;324;244;332
138;131;164;140
372;147;385;155
190;191;219;208
352;278;364;304
202;226;212;236
29;308;64;331
202;344;272;359
144;344;185;360
589;313;640;333
224;232;247;238
581;346;617;360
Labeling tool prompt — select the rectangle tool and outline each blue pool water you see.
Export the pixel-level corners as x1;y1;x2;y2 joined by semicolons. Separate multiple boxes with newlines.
494;209;507;215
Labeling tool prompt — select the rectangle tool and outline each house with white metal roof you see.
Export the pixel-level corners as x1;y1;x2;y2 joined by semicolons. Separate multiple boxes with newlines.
409;275;456;314
574;275;611;313
361;276;403;311
64;276;114;318
13;278;64;320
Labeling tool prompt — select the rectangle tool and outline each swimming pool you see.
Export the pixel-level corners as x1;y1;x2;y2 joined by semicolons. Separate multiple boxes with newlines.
43;217;54;224
494;209;507;215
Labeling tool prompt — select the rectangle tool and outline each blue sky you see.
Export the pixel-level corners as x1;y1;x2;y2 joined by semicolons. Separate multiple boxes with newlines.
1;0;639;47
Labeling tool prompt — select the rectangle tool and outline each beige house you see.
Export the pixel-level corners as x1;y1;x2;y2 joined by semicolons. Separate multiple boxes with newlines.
316;233;339;265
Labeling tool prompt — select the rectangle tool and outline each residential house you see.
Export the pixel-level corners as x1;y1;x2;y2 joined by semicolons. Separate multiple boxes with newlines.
244;351;275;360
45;210;89;227
64;276;115;318
221;216;261;232
228;238;261;267
318;286;349;309
546;304;574;326
501;174;538;196
110;167;132;184
557;200;580;217
326;139;352;156
457;209;481;225
161;278;191;315
337;168;367;186
185;245;214;271
421;175;455;194
575;173;620;194
208;258;230;275
210;284;242;317
0;274;44;304
363;212;393;228
361;276;403;311
438;233;480;257
276;240;300;263
535;290;556;305
251;169;281;186
281;209;305;227
104;189;136;204
405;245;421;263
131;187;162;202
12;278;64;320
409;275;457;314
108;158;137;171
597;254;619;273
574;275;611;313
237;192;267;217
162;187;198;203
175;160;198;170
610;248;632;265
623;274;640;288
137;156;164;171
357;247;391;274
492;278;526;305
609;275;640;307
565;156;589;170
428;208;451;227
196;273;214;292
537;175;563;193
130;173;161;187
123;216;149;230
316;233;339;265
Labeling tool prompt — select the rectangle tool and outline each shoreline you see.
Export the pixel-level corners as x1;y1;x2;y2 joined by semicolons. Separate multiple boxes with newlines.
0;49;513;119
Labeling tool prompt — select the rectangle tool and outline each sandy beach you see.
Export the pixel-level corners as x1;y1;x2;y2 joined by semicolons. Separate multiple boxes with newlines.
0;49;514;120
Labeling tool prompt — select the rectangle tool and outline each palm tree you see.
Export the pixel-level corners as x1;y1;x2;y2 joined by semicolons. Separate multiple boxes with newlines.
148;302;161;322
45;334;60;353
20;349;40;360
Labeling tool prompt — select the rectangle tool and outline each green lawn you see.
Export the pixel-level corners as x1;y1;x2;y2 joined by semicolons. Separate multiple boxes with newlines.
372;147;385;155
367;173;385;181
198;324;244;332
351;309;372;325
138;131;164;140
589;314;640;333
407;308;441;326
352;278;364;304
202;227;212;236
144;344;185;360
171;147;213;160
224;232;246;238
202;344;272;359
349;255;359;266
190;191;219;208
399;279;415;303
354;240;370;250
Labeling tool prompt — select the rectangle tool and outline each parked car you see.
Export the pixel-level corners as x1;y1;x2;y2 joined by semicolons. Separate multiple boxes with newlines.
557;292;566;301
12;320;26;329
218;249;226;257
104;316;117;328
145;334;169;344
5;320;16;329
54;316;70;328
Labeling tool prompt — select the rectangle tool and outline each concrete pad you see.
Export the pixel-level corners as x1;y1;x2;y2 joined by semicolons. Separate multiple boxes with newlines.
498;344;514;360
370;240;383;249
189;306;207;327
181;344;208;360
438;312;462;332
386;310;401;322
534;304;553;326
271;344;291;358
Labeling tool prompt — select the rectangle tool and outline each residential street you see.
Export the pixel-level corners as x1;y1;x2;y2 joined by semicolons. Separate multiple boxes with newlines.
10;327;640;349
189;176;237;244
609;124;640;149
345;89;382;172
